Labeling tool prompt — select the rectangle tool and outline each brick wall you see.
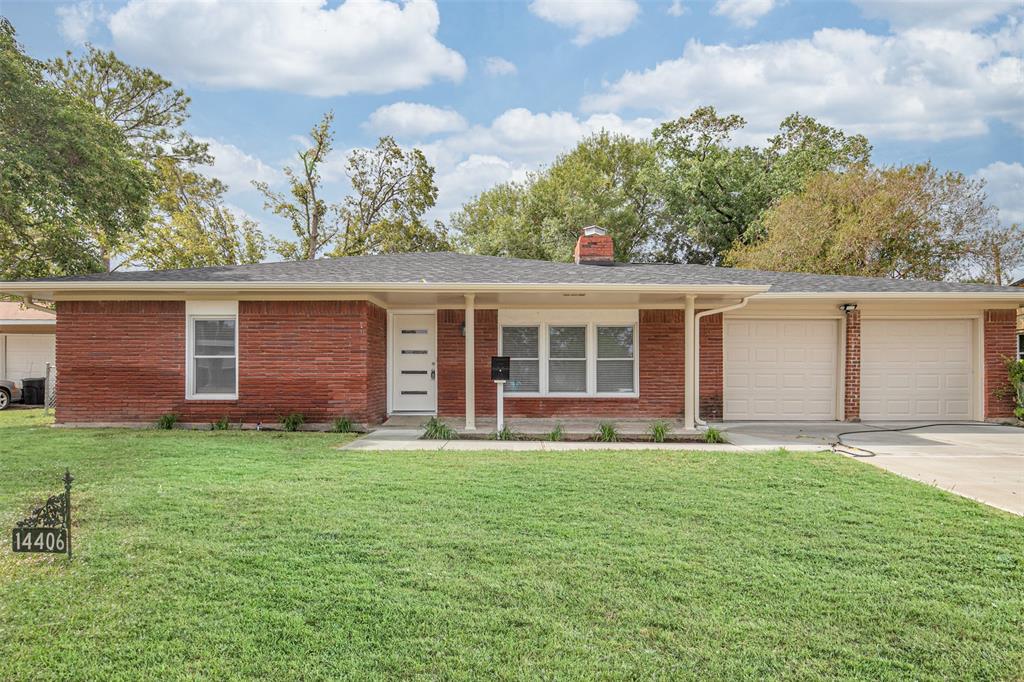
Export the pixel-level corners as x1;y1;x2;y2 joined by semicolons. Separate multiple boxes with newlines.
843;310;861;421
698;313;723;421
437;309;499;418
55;300;387;425
984;309;1017;419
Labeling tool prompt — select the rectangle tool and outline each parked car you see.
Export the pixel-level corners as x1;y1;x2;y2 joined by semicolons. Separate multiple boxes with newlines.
0;379;22;410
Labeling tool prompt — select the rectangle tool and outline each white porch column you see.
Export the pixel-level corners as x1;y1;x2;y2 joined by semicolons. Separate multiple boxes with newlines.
464;293;476;431
684;294;696;431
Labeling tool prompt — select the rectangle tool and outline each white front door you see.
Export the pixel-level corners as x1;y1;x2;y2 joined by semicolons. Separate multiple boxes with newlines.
392;313;437;413
723;318;839;420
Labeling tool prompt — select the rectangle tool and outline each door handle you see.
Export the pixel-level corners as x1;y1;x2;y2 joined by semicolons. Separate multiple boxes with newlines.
430;369;436;380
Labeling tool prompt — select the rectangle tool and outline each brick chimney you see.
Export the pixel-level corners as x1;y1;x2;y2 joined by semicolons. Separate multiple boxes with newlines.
573;226;614;265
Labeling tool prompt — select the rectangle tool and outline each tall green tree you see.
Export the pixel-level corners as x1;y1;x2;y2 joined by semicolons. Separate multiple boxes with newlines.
254;113;337;261
725;163;990;280
121;159;266;270
257;114;446;260
652;107;871;263
329;136;445;257
47;45;262;270
0;19;151;280
454;132;661;262
47;45;209;167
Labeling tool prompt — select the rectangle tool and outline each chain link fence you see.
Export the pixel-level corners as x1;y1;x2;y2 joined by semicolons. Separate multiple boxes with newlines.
44;362;57;415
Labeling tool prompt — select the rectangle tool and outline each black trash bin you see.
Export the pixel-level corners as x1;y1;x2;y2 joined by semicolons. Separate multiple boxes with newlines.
22;378;45;406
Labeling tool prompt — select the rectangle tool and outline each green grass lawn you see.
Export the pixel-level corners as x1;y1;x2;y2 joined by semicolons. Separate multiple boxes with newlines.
0;409;1021;680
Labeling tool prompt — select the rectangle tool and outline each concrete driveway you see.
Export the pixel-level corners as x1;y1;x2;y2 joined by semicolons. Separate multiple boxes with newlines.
723;421;1024;515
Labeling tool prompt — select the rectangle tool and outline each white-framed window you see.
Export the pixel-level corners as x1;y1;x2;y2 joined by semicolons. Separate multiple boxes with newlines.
549;326;587;393
186;301;238;400
596;326;635;393
498;310;639;398
1018;332;1023;361
502;326;540;393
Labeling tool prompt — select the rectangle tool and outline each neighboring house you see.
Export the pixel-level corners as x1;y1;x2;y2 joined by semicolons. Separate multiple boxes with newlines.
1;227;1022;428
0;301;56;389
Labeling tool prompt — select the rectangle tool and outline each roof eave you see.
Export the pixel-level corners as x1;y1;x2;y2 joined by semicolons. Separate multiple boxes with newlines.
0;281;772;299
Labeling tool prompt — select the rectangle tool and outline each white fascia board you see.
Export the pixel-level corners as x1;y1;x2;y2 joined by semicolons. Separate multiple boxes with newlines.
0;319;56;325
758;291;1024;301
0;281;772;298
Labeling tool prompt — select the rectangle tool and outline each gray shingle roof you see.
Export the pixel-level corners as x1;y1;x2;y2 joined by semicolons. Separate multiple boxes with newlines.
10;251;1021;294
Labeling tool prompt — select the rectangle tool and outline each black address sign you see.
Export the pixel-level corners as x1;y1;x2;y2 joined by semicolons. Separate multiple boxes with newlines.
11;470;73;559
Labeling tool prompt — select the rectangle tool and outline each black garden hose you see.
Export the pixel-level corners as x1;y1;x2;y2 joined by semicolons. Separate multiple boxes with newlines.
831;421;1017;458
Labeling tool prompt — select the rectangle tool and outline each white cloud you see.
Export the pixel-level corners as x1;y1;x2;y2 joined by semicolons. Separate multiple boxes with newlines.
483;57;518;76
417;108;655;222
711;0;778;28
976;161;1024;225
56;1;104;43
529;0;640;45
667;1;687;18
582;24;1024;142
853;0;1019;30
198;138;282;193
105;0;466;97
366;102;468;137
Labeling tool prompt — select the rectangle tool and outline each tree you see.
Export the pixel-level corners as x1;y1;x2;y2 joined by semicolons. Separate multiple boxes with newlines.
45;45;267;271
258;115;446;260
329;136;445;257
652;107;871;263
964;220;1024;286
255;113;336;260
454;132;661;262
47;45;209;167
120;158;266;270
0;19;151;280
725;164;991;280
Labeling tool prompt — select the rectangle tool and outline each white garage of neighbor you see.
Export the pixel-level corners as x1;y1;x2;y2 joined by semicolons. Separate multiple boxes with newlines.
0;301;57;390
861;319;972;420
723;318;839;420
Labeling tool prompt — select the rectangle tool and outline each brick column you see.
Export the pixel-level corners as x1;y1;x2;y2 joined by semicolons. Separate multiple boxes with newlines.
984;309;1017;419
843;310;861;422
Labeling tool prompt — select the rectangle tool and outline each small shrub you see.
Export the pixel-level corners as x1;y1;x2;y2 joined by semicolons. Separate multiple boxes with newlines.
703;426;726;444
211;416;231;431
548;423;565;441
156;413;178;430
1005;357;1024;420
280;413;305;432
649;420;670;443
596;422;619;442
493;423;519;441
332;416;355;433
423;416;458;440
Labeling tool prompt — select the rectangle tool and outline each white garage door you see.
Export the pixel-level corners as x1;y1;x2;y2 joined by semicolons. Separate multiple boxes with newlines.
861;319;972;420
724;319;838;420
3;334;56;387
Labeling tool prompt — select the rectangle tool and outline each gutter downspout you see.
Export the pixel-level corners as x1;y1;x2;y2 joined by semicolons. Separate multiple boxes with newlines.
22;296;55;314
695;297;751;427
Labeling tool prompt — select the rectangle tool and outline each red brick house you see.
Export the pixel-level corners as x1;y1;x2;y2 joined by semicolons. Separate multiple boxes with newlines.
2;227;1022;428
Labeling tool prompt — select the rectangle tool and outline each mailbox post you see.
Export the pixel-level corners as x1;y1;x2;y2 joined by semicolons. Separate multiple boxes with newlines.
491;356;510;432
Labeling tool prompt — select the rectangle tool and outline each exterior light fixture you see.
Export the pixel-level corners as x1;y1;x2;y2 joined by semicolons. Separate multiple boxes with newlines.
839;303;858;313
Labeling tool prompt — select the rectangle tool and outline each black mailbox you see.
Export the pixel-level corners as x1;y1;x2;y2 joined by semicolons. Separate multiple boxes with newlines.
491;356;510;382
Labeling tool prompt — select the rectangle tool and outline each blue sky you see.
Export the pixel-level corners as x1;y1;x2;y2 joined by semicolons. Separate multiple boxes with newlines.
5;0;1023;256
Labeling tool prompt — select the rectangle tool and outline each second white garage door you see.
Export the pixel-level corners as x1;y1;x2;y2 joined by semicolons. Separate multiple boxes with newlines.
724;319;838;420
861;319;972;420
